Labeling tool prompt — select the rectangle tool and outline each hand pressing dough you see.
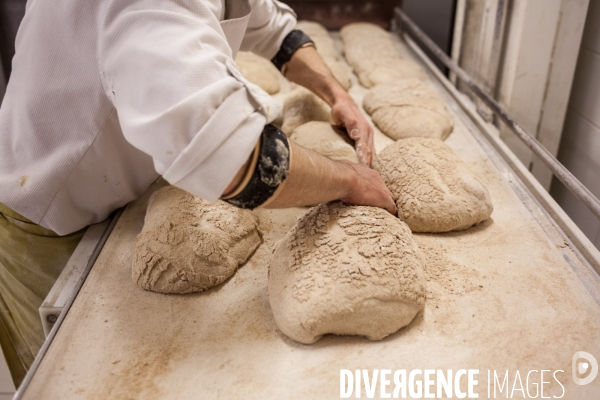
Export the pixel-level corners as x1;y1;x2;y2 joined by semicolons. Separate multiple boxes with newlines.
363;79;454;140
132;186;262;294
269;202;426;344
281;86;332;136
235;51;281;95
374;138;493;232
290;121;358;163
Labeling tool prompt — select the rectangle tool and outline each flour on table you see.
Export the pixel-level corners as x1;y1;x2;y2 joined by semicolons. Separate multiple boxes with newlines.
281;86;333;135
290;121;358;163
269;202;426;344
132;186;262;294
235;51;281;95
363;79;454;140
374;138;493;232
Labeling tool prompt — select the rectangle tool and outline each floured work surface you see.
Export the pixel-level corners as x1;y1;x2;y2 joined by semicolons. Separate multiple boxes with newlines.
23;35;600;399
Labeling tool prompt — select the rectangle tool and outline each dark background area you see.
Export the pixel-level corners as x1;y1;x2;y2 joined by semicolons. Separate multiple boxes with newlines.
401;0;457;75
0;0;26;82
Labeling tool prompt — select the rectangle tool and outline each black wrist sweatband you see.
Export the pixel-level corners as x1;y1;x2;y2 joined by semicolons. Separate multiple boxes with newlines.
271;30;314;71
224;124;290;209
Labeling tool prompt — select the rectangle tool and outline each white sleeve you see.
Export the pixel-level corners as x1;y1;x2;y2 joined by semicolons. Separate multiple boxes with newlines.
240;0;298;59
98;0;269;201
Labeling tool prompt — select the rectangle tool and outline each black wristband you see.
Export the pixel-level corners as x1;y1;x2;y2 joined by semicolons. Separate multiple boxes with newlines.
225;124;290;209
271;30;314;71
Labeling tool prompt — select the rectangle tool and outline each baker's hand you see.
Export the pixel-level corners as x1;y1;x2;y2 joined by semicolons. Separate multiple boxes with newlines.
331;96;375;167
339;160;396;215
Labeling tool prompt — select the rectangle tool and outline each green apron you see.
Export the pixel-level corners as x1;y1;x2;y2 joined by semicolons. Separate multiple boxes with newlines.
0;203;85;387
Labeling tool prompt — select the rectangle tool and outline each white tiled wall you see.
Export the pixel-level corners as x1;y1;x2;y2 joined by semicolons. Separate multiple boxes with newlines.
551;0;600;249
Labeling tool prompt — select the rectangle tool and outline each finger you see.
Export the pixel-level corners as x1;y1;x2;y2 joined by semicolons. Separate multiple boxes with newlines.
354;134;373;166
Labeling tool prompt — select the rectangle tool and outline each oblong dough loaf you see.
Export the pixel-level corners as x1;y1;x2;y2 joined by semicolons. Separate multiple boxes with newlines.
363;79;454;140
340;22;426;87
235;51;281;95
269;202;426;344
374;138;493;232
132;186;262;294
290;121;358;163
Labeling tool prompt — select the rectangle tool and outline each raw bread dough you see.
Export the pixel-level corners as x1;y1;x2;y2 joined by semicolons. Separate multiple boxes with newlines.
374;138;493;232
235;51;281;95
354;58;427;88
340;22;426;87
132;186;262;294
269;202;426;344
290;121;358;163
296;20;352;90
363;79;454;140
281;86;332;135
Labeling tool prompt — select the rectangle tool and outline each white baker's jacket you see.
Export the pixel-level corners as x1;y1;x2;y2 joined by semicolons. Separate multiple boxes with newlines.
0;0;295;235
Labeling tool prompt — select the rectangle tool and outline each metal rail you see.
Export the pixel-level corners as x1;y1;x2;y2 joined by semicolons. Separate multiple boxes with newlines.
13;209;123;400
394;7;600;221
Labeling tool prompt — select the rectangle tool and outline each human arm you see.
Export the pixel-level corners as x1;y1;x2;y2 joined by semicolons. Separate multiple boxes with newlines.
222;127;396;214
99;1;277;201
283;45;375;166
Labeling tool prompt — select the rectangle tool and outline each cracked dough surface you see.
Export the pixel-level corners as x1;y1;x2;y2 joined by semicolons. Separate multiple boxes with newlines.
132;186;262;294
235;51;281;95
290;121;358;163
374;138;493;232
269;202;426;344
363;79;454;140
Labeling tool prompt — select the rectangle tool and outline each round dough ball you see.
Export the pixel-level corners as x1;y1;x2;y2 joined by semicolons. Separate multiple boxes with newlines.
291;121;358;163
235;51;281;95
269;202;426;344
132;186;262;294
281;86;332;136
363;79;454;140
374;138;493;232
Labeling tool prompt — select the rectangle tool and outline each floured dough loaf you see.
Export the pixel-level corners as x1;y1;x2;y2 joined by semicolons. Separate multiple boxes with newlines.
235;51;281;95
374;138;493;232
290;121;358;163
269;202;426;344
340;22;426;87
132;186;262;294
363;79;454;140
296;20;352;90
354;58;427;88
281;86;332;135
